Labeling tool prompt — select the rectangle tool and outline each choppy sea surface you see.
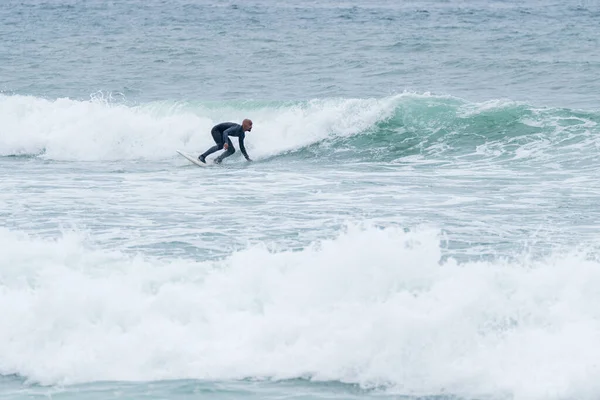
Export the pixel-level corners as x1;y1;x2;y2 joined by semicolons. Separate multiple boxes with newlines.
2;1;600;399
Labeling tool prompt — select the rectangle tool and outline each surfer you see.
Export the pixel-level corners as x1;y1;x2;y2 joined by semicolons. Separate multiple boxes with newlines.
198;119;253;164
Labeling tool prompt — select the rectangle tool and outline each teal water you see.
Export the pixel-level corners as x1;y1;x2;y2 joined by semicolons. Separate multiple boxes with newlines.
2;1;600;400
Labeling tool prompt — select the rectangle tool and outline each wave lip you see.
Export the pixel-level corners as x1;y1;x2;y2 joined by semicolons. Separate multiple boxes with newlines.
1;226;600;399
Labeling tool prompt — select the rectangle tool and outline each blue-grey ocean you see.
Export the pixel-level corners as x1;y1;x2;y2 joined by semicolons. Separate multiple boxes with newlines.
2;0;600;399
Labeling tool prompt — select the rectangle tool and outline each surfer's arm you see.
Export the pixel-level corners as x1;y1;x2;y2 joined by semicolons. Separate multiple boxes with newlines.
222;127;236;150
239;137;251;161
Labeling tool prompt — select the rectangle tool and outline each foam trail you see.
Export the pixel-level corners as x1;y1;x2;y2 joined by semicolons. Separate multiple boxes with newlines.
1;226;600;399
0;95;213;160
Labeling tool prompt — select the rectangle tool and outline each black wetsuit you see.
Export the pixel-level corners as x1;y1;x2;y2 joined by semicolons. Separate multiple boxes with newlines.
200;122;250;162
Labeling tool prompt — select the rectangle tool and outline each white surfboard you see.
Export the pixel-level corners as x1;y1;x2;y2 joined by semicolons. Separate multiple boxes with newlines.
176;150;207;167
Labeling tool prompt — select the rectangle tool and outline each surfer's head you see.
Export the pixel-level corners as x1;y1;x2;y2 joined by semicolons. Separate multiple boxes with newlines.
242;119;253;132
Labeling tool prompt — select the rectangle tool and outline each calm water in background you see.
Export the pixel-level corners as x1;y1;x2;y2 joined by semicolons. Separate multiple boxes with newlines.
1;1;600;399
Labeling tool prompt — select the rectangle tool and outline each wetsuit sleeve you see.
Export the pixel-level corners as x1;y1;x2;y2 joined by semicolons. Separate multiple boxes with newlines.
222;126;237;144
239;136;250;160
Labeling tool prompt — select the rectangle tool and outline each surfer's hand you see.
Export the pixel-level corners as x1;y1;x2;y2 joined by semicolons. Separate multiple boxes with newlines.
223;143;229;150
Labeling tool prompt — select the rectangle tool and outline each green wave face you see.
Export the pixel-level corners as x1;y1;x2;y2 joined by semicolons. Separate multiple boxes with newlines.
284;96;600;167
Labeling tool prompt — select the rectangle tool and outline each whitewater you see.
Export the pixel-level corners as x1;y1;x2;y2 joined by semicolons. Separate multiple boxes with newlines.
3;224;600;400
3;0;600;399
3;92;600;400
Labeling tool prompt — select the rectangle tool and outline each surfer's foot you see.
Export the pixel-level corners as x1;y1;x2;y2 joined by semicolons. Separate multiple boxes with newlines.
198;155;206;164
214;158;222;164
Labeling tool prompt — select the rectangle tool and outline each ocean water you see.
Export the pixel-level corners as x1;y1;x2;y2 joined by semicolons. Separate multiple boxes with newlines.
2;0;600;399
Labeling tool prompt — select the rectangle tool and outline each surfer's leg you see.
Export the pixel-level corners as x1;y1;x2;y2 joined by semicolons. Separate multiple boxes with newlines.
214;139;235;164
200;129;224;160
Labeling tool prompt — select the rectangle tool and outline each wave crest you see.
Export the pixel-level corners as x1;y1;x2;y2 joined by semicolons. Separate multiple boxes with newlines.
1;93;597;163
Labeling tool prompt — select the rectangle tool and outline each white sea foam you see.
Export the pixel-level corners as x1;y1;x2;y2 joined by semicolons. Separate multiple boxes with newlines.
0;95;398;161
1;226;600;399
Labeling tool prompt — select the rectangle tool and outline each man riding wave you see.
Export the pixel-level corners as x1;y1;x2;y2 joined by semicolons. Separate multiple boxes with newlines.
198;119;253;164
